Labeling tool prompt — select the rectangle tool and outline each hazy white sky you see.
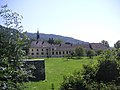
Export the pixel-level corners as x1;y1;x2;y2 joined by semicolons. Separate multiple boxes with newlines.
0;0;120;46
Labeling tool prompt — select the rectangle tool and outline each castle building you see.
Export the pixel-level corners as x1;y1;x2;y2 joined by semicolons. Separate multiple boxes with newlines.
28;31;108;58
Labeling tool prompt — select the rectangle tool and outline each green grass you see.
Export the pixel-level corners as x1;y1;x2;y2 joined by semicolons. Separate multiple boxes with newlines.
24;57;98;90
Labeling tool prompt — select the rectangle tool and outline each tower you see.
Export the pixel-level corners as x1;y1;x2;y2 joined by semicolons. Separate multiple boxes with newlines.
36;29;39;40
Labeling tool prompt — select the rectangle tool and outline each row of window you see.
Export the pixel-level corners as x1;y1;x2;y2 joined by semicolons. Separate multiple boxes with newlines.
31;51;71;56
31;52;48;55
52;51;70;55
31;48;55;52
32;49;47;51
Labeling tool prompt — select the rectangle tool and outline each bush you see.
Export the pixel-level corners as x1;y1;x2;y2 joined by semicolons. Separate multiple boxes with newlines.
96;49;103;55
116;48;120;60
87;50;95;59
95;60;120;83
75;47;85;58
60;50;120;90
60;73;87;90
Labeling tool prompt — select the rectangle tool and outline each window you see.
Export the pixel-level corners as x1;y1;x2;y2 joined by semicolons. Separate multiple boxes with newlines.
59;51;61;55
52;48;54;51
37;49;38;51
42;49;43;51
63;51;64;54
36;53;39;55
46;49;48;51
32;49;33;51
66;51;68;54
56;52;58;55
52;52;54;55
46;53;48;55
41;52;44;55
31;53;34;55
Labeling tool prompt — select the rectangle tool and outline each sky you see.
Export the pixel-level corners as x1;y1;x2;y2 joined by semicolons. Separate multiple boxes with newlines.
0;0;120;46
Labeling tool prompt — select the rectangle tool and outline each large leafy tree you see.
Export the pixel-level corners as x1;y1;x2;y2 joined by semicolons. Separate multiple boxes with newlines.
0;5;28;90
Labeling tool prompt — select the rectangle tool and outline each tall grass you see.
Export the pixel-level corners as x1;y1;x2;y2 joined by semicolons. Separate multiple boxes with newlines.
24;57;98;90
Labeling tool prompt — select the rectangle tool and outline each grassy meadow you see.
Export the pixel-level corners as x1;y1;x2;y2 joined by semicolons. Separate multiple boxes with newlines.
24;57;98;90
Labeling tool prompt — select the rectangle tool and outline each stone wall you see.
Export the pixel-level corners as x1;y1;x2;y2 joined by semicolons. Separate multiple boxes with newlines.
24;59;45;81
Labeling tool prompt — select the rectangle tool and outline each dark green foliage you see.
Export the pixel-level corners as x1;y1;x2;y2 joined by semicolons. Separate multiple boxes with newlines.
60;73;87;90
116;48;120;60
22;34;30;55
95;60;120;83
60;50;120;90
101;40;109;48
87;50;95;59
96;49;103;55
114;40;120;49
0;5;29;90
65;51;75;59
47;38;63;45
75;47;85;58
47;38;54;44
54;39;63;44
0;26;27;90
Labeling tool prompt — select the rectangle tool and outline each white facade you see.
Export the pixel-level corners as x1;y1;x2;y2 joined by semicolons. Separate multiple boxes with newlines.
28;41;78;58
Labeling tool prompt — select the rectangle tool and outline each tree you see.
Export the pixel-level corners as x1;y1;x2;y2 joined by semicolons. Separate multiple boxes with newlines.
96;49;103;55
47;38;63;45
54;39;63;44
114;40;120;49
101;40;109;48
47;38;54;44
75;47;85;58
0;5;28;90
0;5;23;31
60;50;120;90
87;50;95;59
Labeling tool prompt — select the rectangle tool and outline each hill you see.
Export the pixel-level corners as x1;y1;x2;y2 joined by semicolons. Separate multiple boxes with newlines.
26;32;87;44
0;25;87;44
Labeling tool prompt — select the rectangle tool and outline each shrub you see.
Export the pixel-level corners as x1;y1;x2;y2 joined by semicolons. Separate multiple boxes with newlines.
60;50;120;90
95;60;120;83
96;49;103;55
60;73;87;90
75;47;85;58
87;50;95;59
116;48;120;60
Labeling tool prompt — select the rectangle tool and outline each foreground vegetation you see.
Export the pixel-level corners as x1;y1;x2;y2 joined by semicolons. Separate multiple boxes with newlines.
24;57;98;90
60;50;120;90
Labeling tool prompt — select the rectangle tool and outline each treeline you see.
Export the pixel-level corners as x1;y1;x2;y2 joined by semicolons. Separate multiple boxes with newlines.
65;46;102;59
